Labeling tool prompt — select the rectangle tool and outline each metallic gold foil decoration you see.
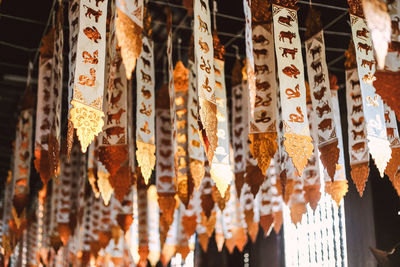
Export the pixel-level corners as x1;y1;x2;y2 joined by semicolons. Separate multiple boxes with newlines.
115;0;143;79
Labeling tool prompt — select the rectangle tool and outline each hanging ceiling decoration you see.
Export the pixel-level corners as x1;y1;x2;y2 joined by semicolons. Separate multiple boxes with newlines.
2;0;400;265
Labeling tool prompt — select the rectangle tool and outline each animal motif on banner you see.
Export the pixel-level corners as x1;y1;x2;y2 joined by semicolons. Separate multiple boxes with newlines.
12;98;33;238
346;64;370;196
156;84;177;240
136;33;156;185
326;88;348;205
231;59;248;198
173;60;194;207
247;0;278;177
305;9;340;182
362;0;391;69
272;3;313;175
98;25;131;202
34;29;57;185
188;36;205;190
194;0;218;165
70;0;108;152
302;90;321;210
383;104;400;195
210;32;233;197
349;10;392;177
115;0;143;79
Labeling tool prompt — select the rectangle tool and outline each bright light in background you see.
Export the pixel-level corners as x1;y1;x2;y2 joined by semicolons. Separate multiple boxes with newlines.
283;175;348;267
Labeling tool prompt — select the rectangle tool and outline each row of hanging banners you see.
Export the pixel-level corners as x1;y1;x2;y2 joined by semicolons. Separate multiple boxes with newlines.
2;0;400;265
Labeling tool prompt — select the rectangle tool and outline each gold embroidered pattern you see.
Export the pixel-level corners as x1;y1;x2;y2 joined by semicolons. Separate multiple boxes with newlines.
70;100;104;152
283;133;314;176
249;132;278;174
136;141;156;184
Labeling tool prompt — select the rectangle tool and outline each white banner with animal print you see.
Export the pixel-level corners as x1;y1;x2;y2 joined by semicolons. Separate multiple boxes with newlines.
243;0;256;119
13;109;33;210
99;49;128;147
136;36;156;184
167;14;177;180
188;58;205;189
272;4;313;175
194;0;217;164
232;82;248;175
346;68;369;166
70;0;108;152
350;14;391;176
155;108;175;194
305;30;339;180
384;104;400;147
211;58;233;197
386;0;400;71
250;11;277;134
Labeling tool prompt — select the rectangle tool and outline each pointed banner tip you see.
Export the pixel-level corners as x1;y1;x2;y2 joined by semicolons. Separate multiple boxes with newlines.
70;100;104;154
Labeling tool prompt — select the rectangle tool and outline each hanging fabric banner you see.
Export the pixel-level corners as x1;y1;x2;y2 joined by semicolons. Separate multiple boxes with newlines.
12;104;33;235
188;36;205;190
116;187;133;234
328;85;348;205
270;155;284;234
174;60;193;207
231;59;247;198
272;1;313;175
222;179;238;253
210;32;233;197
137;178;149;267
167;9;178;188
136;10;156;185
259;163;274;236
67;0;80;156
383;104;400;195
248;0;278;175
243;1;267;197
345;40;370;195
288;173;306;225
156;84;176;239
348;1;392;177
98;46;130;201
305;9;340;180
302;86;321;210
51;4;64;178
34;30;55;185
116;0;143;79
374;0;400;118
240;183;258;243
70;0;108;152
147;185;161;266
194;0;218;164
56;150;74;246
176;205;191;260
